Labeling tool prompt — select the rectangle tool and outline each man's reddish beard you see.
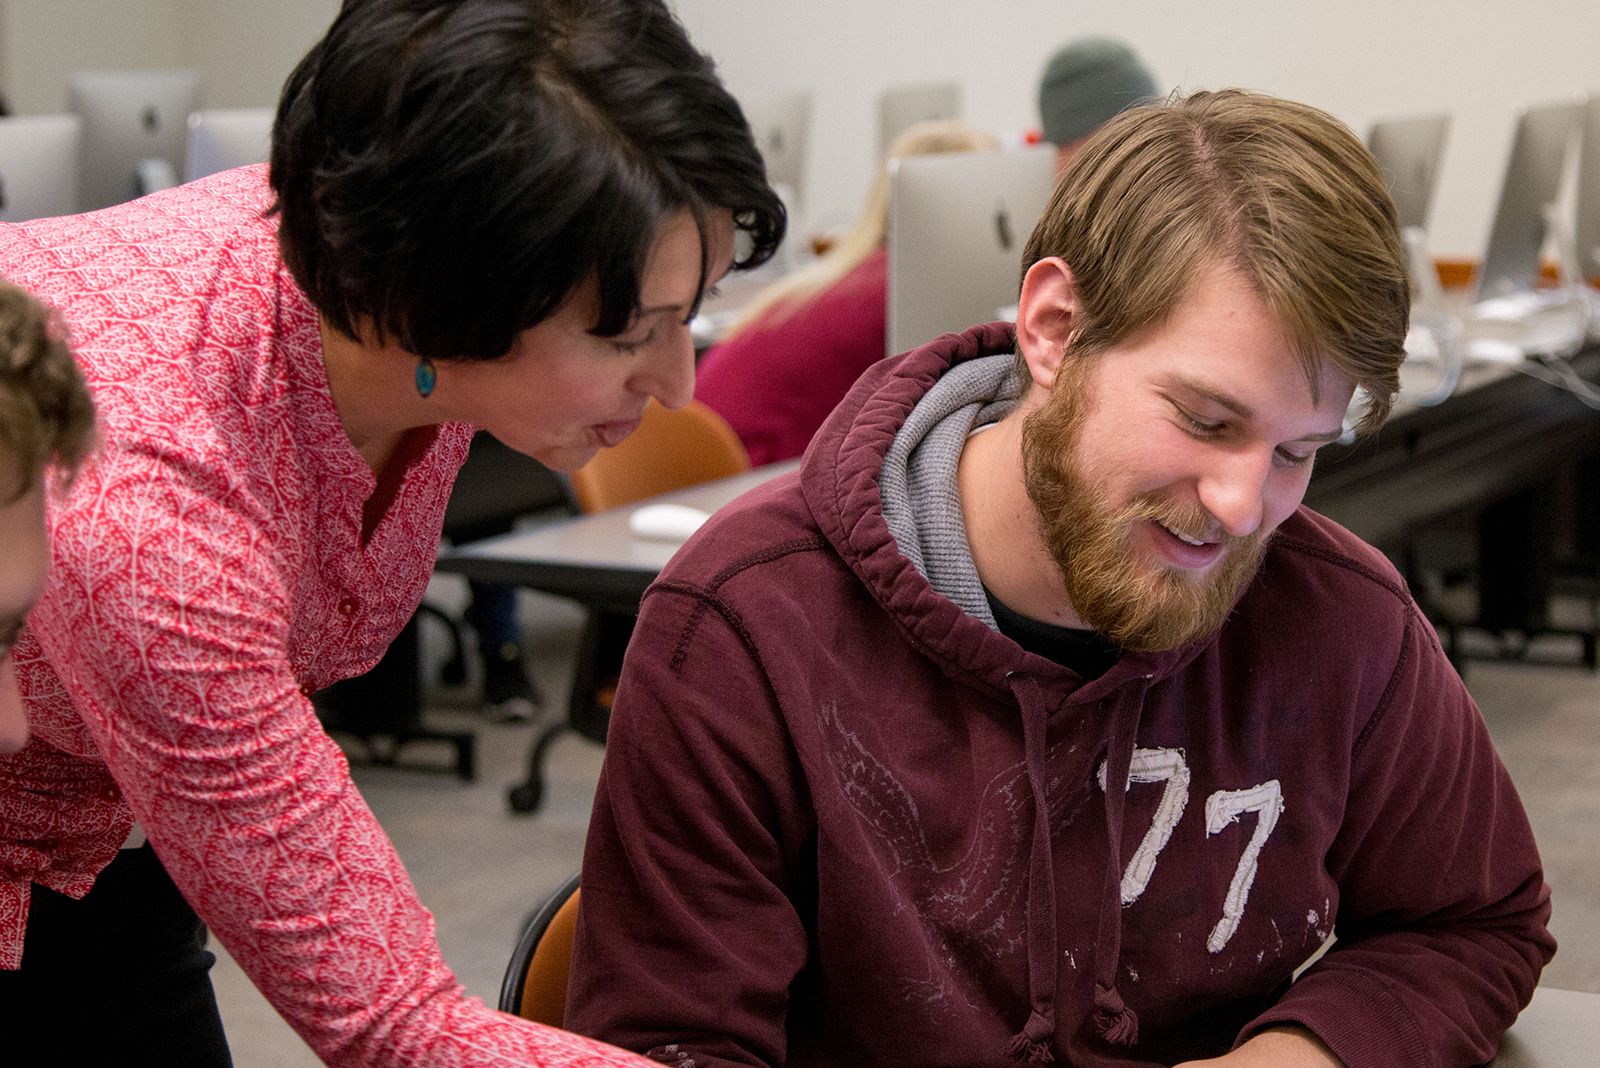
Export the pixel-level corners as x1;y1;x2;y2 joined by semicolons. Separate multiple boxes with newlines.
1020;357;1270;653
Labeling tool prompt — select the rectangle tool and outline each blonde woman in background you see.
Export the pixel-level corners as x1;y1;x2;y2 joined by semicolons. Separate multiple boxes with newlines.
695;121;998;466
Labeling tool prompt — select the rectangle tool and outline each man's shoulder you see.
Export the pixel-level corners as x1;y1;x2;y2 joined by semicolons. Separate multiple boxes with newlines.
1229;506;1417;656
1267;506;1411;607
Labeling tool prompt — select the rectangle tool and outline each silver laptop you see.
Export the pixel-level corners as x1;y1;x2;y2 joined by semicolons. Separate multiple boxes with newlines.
1367;113;1451;233
879;81;961;158
70;70;201;210
0;115;82;222
1476;97;1586;301
185;107;274;183
887;145;1057;356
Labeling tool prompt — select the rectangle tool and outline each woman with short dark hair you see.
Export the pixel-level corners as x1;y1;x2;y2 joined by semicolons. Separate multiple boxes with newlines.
0;1;782;1064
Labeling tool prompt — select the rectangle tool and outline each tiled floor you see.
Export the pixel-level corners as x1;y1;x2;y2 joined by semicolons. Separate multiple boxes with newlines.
213;584;1600;1065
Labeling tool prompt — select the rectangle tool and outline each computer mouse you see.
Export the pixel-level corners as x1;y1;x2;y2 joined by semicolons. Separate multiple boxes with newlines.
628;503;710;542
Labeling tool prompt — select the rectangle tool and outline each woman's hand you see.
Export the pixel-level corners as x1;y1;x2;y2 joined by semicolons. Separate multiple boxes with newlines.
1174;1026;1345;1068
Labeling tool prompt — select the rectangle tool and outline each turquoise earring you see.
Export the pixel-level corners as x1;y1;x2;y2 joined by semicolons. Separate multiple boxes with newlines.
415;358;436;398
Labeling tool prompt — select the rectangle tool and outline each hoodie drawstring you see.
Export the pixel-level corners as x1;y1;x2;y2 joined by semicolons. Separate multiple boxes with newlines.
1005;673;1059;1064
1090;680;1150;1048
1004;673;1150;1062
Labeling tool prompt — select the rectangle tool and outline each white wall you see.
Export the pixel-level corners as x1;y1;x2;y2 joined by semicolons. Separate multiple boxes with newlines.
674;0;1600;258
0;0;336;115
3;0;185;114
4;0;1596;258
175;0;340;110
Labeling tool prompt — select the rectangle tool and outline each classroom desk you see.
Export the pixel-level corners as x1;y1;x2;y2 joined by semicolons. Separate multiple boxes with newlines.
435;460;801;811
1305;341;1600;653
1305;344;1600;549
436;459;801;606
1490;986;1599;1067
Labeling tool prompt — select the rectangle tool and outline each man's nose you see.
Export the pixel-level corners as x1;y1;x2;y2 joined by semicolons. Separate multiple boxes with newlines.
1196;449;1270;539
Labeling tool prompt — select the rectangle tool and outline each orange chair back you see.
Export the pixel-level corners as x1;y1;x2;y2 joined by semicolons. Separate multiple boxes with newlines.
518;887;581;1026
568;399;749;514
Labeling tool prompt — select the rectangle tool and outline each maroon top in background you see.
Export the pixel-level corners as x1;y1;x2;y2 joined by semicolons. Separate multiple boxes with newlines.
571;323;1554;1068
696;248;888;467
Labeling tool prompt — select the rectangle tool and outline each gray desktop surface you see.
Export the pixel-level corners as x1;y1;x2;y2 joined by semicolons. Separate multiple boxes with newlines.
878;81;961;158
1367;112;1451;233
1477;97;1586;301
1491;986;1599;1067
0;114;81;222
435;460;800;607
70;69;199;211
886;145;1057;357
1579;95;1600;283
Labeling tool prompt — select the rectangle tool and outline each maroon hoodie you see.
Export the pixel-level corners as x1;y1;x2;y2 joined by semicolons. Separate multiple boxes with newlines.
569;323;1554;1068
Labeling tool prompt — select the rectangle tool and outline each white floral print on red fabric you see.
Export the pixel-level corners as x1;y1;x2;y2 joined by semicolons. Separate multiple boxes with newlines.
0;167;650;1067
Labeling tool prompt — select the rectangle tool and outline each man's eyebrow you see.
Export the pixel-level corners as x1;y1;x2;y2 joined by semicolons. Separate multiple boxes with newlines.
1168;375;1343;442
1168;375;1254;419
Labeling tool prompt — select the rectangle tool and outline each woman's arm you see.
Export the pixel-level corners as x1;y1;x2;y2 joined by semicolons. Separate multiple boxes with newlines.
26;448;652;1068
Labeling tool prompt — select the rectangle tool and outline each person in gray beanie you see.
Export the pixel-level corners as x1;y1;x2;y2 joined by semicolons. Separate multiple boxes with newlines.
1038;36;1158;171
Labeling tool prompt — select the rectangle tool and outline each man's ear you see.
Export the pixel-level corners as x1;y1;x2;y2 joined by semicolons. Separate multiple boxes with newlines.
1015;257;1080;391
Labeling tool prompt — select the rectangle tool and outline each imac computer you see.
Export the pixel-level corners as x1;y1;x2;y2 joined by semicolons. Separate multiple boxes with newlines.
1367;113;1451;233
879;81;961;158
0;115;81;222
1576;94;1600;286
185;107;274;182
69;70;201;211
745;92;812;210
887;145;1057;356
1475;97;1585;302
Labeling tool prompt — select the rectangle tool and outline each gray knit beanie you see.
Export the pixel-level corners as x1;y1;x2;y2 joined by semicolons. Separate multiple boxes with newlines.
1037;37;1158;146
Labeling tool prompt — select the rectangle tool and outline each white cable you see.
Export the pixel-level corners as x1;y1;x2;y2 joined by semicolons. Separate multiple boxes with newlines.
1514;352;1600;411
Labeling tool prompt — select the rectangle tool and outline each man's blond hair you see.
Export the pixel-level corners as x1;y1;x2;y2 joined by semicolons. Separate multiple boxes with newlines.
0;280;94;500
1022;89;1409;433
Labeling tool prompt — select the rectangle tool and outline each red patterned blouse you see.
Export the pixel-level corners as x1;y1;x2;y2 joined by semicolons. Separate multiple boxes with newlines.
0;167;646;1067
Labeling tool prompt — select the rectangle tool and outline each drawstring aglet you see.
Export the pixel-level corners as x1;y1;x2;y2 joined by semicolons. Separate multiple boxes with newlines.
1004;1033;1055;1064
1005;1008;1057;1063
1092;984;1140;1047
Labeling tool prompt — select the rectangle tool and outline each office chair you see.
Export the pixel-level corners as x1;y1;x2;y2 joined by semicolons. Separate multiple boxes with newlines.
567;398;750;512
508;399;750;812
499;873;582;1024
318;434;569;778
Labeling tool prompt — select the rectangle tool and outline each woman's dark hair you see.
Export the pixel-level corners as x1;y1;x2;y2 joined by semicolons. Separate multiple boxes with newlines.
269;0;785;360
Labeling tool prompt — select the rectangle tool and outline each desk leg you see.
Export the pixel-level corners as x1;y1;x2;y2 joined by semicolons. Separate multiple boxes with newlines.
506;608;629;815
1478;484;1555;636
316;614;478;781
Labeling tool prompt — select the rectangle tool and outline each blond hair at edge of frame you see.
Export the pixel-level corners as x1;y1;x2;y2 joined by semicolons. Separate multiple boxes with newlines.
0;279;95;501
1021;88;1410;436
721;120;1002;341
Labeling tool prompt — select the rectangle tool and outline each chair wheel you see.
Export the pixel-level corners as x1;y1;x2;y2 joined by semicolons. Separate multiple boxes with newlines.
508;780;544;814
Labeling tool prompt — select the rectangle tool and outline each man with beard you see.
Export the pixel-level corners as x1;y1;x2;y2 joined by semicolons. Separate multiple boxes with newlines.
566;90;1553;1068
